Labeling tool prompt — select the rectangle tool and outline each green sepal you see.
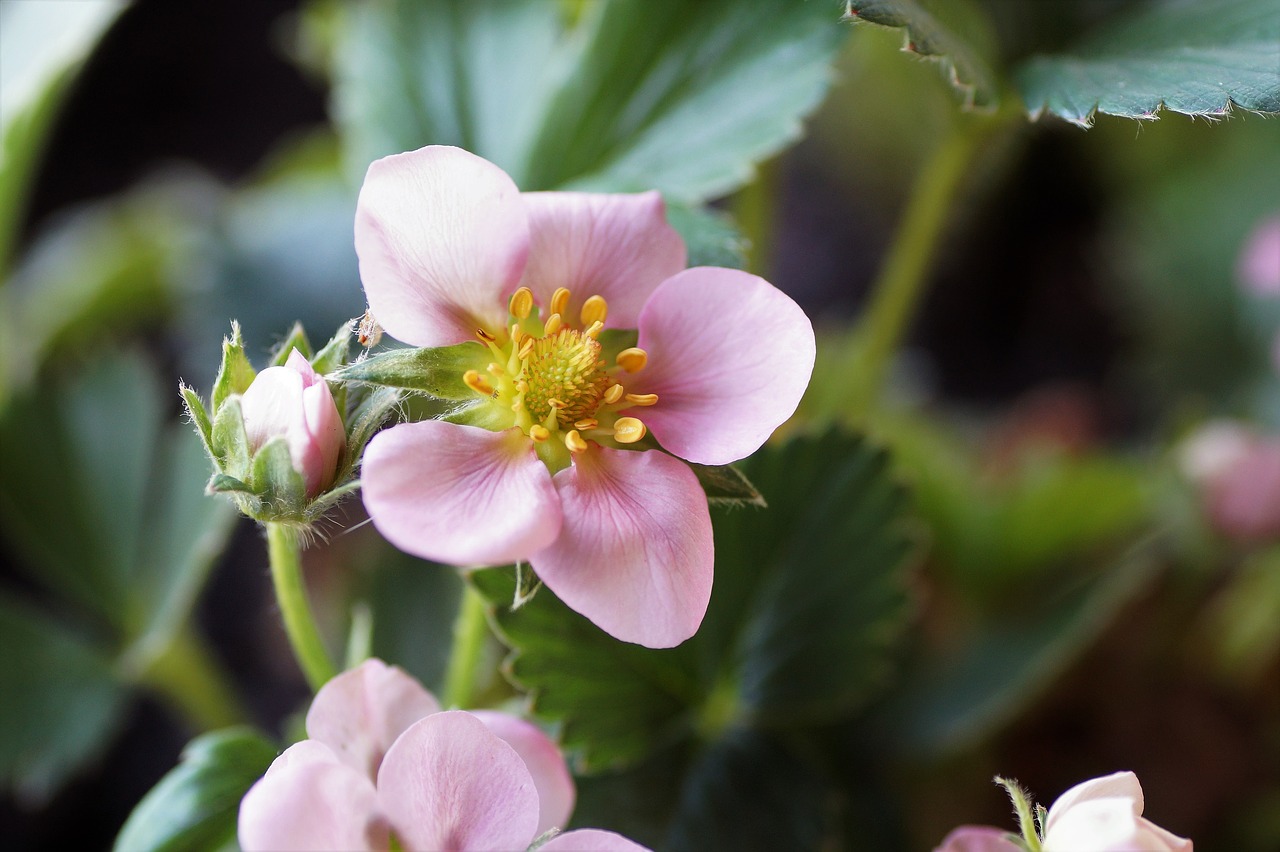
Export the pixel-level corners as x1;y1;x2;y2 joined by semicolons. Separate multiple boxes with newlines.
311;322;353;377
179;384;214;461
306;479;362;519
209;396;250;481
597;328;639;364
691;462;766;507
445;399;506;431
329;342;486;399
211;322;256;411
332;386;401;485
249;437;306;515
270;322;313;366
206;473;253;495
112;727;278;852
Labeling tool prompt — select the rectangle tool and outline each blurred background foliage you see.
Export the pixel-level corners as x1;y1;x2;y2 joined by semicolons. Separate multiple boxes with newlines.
1;0;1278;850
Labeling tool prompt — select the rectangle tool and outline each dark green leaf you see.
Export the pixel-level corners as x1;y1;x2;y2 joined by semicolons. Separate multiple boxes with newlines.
0;595;127;802
665;204;749;270
113;727;279;852
844;0;1001;109
330;343;486;399
1016;0;1280;125
690;462;765;507
212;323;257;411
269;322;312;365
596;329;640;366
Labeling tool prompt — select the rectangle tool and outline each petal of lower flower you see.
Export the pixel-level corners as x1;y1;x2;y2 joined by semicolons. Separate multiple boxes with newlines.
538;828;654;851
355;145;529;347
469;710;575;837
239;755;387;852
362;421;563;567
518;190;686;327
306;658;442;781
377;711;540;852
531;447;713;649
636;267;815;466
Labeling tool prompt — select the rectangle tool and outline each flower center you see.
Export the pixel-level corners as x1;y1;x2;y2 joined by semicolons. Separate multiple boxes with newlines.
463;286;657;469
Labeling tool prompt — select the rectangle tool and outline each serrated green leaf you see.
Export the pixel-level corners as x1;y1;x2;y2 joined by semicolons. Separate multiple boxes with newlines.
210;396;251;481
250;436;306;512
113;727;278;852
0;595;128;802
270;323;312;365
332;0;843;202
844;0;1001;109
665;204;749;270
474;431;917;770
690;462;765;507
1016;0;1280;125
330;343;486;399
212;323;256;411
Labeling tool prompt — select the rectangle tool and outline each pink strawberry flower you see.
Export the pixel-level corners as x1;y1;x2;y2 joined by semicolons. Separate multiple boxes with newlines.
354;145;815;648
240;348;345;498
238;658;648;852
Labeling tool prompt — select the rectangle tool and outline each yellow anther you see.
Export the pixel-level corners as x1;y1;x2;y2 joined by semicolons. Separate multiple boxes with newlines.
603;383;625;404
550;287;571;317
616;347;648;373
529;425;551;443
510;323;523;344
518;337;535;359
487;362;506;377
574;418;599;430
516;380;530;394
548;398;567;410
476;328;497;343
624;392;658;406
580;295;608;327
543;313;563;335
565;429;589;453
584;320;604;339
509;287;534;319
464;370;495;396
614;417;646;444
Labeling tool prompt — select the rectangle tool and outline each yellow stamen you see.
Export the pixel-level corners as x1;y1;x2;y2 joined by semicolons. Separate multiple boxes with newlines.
544;313;563;335
603;383;625;404
487;362;505;376
550;287;571;317
580;295;608;327
614;417;646;444
584;320;604;339
529;425;550;443
518;337;535;359
509;286;534;319
565;430;588;453
548;398;567;410
616;347;648;373
624;392;658;406
574;418;598;430
464;370;495;396
510;323;523;345
476;328;497;343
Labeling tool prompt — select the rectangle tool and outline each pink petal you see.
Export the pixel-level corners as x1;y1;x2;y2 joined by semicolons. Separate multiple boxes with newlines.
240;365;304;453
933;826;1023;852
262;740;343;779
1044;797;1140;852
530;447;713;648
1046;771;1144;833
306;658;442;780
1133;820;1194;851
539;828;653;851
239;756;387;852
518;191;686;327
362;420;563;566
469;710;575;836
355;145;529;347
635;267;815;466
300;378;344;495
377;711;540;852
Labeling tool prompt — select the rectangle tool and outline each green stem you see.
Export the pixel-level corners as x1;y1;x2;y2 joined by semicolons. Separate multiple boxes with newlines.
266;523;337;690
134;624;246;731
442;582;490;709
839;113;1015;415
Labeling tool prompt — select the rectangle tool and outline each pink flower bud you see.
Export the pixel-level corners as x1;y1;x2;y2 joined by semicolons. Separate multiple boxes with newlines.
240;348;344;498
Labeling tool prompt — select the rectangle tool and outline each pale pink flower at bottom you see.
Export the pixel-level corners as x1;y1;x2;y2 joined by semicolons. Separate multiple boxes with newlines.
354;145;815;648
934;826;1022;852
238;659;646;851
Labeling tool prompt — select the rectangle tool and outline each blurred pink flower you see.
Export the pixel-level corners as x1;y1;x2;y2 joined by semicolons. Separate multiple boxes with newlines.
1180;420;1280;542
933;825;1021;852
355;145;815;648
238;659;647;852
240;348;344;498
1040;772;1191;852
1237;214;1280;297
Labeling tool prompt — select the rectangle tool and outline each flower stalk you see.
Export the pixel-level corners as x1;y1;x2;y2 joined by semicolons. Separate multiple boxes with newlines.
442;582;491;709
266;522;336;690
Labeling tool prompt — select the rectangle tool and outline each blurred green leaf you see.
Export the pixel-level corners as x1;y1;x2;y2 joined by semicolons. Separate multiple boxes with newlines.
843;0;1002;109
1017;0;1280;126
113;727;278;852
474;431;916;770
0;594;128;802
665;204;749;270
0;0;125;272
332;0;844;202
